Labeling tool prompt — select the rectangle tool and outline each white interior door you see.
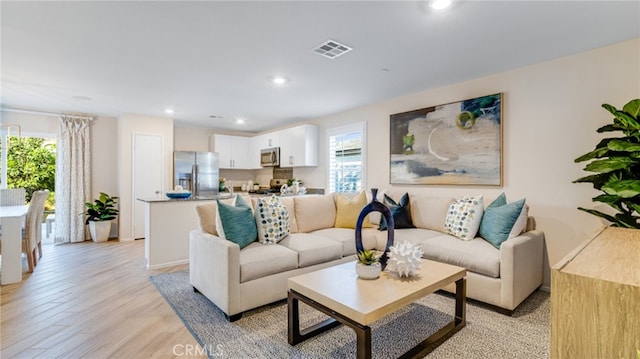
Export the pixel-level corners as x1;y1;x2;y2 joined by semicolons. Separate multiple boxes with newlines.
133;134;163;239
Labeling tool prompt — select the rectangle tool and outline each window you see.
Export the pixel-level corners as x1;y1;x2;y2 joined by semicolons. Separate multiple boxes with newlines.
327;122;366;193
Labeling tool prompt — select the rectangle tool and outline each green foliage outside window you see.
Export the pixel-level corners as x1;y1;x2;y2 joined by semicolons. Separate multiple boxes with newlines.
3;137;56;209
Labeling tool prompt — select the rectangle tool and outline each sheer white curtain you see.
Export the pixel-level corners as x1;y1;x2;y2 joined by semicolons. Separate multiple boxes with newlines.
54;116;92;243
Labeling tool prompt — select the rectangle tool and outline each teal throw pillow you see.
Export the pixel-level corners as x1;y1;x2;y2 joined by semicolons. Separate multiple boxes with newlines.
479;195;525;249
379;193;415;230
217;195;257;249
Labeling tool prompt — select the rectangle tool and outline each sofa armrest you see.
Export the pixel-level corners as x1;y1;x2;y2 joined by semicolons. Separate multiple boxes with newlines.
189;229;241;316
499;229;544;310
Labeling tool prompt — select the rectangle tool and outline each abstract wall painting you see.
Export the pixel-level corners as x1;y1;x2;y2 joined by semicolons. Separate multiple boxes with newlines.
390;93;503;186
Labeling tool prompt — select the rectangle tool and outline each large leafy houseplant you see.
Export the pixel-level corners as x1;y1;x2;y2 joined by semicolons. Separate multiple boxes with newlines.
82;192;119;242
82;192;119;224
573;99;640;229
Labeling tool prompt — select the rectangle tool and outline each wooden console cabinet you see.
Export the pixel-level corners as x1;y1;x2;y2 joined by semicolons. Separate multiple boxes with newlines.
551;227;640;358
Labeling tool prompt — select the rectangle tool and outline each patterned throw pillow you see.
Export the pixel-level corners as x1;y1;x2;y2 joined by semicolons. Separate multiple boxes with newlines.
255;195;290;244
444;195;484;240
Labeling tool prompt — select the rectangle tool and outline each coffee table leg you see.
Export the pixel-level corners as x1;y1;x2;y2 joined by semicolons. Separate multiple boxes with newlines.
288;291;300;345
455;277;466;326
288;290;342;346
356;326;372;359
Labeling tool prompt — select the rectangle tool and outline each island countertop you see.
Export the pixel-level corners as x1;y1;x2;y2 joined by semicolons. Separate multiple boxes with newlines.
136;193;234;203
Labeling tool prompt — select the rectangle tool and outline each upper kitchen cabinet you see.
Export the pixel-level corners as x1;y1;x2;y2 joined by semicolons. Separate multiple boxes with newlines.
213;134;251;169
253;133;280;149
279;124;318;167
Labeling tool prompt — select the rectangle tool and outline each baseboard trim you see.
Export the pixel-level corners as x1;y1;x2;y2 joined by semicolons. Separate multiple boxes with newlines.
147;259;189;270
539;285;550;292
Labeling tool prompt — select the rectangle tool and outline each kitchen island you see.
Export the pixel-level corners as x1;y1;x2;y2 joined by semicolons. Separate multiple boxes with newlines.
138;195;233;269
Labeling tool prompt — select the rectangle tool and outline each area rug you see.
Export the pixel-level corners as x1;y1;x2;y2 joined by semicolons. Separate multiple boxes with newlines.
150;271;549;358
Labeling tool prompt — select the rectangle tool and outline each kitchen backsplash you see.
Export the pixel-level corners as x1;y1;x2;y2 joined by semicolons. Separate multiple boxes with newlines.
272;167;293;179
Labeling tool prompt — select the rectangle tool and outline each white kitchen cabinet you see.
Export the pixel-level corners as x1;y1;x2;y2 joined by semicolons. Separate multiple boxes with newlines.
279;124;318;167
253;133;280;149
213;134;251;169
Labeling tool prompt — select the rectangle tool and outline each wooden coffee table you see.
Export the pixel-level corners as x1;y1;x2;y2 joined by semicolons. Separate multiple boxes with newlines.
287;259;466;359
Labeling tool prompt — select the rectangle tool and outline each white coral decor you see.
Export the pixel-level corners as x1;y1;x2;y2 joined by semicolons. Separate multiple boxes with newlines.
387;241;423;277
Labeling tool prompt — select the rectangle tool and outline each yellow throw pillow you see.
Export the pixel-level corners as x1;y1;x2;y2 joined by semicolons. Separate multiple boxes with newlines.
335;191;373;229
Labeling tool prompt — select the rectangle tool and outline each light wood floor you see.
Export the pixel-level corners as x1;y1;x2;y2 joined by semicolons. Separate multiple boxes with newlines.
1;239;207;358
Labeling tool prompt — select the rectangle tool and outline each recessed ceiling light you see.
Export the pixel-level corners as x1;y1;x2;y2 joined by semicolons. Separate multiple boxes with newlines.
165;108;175;114
271;76;288;85
430;0;451;10
235;118;246;125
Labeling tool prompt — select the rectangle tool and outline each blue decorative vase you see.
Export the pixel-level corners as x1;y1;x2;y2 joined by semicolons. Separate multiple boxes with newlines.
355;188;394;270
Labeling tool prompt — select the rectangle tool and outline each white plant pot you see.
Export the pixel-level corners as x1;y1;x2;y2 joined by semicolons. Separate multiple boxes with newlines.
356;262;381;280
89;220;112;242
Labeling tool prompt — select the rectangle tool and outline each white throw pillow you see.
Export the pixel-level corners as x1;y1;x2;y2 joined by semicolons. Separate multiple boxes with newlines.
255;195;290;244
444;195;484;240
509;204;529;238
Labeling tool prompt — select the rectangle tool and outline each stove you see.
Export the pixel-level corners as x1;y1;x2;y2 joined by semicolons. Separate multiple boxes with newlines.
249;178;288;195
269;178;289;191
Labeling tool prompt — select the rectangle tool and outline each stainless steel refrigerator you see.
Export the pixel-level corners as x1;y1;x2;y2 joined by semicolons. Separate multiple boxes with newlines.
173;151;220;198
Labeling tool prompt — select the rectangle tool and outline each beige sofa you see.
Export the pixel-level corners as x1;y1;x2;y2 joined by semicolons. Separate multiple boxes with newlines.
190;192;544;321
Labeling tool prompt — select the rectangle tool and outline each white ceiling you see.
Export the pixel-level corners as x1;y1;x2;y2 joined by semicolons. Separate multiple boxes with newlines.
2;1;639;133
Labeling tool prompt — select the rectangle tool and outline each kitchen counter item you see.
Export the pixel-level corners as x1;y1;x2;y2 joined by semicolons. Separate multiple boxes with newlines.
166;192;192;199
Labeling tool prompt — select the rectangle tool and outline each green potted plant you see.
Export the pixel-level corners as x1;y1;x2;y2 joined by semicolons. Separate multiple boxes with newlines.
82;192;119;242
573;99;640;228
356;249;381;279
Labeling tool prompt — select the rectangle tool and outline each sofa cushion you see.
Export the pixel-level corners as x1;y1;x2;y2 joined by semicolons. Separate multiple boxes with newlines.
377;228;444;252
216;195;257;249
279;197;298;233
196;196;236;235
379;193;415;230
195;203;217;235
335;191;372;229
422;234;501;278
410;195;454;232
294;195;336;232
311;227;378;256
444;195;484;240
479;194;526;249
278;233;343;267
254;195;290;244
239;242;298;282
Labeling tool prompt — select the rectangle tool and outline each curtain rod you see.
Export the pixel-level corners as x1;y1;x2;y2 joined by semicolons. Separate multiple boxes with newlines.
1;107;94;120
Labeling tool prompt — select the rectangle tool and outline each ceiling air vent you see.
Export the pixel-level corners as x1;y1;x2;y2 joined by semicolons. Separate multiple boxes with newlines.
313;40;352;59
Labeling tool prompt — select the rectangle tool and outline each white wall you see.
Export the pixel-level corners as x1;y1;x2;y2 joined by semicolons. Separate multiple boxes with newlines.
117;113;174;241
299;38;640;288
0;111;118;199
91;117;118;198
173;125;214;152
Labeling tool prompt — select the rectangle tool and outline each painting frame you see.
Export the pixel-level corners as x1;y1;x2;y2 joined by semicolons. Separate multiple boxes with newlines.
389;93;503;186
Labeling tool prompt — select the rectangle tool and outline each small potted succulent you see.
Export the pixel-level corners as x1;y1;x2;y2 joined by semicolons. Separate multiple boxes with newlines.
356;249;381;279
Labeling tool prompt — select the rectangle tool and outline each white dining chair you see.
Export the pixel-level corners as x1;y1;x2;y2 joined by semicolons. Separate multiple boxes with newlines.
25;190;49;271
0;190;48;272
0;188;26;206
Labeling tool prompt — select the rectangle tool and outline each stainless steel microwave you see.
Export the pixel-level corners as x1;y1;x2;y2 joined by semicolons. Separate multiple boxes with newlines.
260;147;280;167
